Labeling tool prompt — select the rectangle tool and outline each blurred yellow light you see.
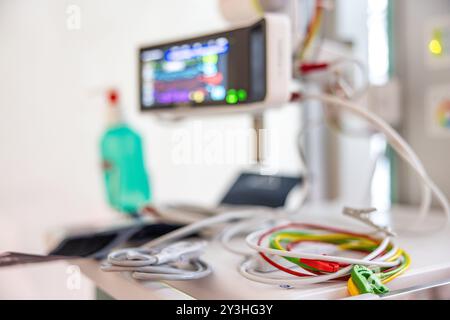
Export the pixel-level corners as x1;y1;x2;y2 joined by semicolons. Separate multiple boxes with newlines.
429;39;443;56
192;91;205;103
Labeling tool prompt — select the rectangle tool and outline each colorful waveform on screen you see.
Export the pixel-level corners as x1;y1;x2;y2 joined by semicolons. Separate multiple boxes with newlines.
436;99;450;129
141;37;230;107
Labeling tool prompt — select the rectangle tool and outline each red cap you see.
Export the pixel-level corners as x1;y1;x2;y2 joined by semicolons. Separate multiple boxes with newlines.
107;89;119;105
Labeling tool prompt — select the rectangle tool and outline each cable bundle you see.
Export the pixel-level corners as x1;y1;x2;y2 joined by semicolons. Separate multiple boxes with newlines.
297;0;324;61
241;223;410;295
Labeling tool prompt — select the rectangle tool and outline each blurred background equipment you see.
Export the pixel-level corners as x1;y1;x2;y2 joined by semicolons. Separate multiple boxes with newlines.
139;14;291;117
100;89;152;215
393;0;450;208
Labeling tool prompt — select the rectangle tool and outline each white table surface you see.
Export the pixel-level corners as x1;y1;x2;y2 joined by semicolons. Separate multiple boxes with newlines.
73;204;450;300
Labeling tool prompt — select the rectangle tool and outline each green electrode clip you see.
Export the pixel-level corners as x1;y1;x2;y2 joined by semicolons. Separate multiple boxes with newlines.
351;265;390;295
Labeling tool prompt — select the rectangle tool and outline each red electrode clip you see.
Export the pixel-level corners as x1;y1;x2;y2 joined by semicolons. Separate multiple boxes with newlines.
300;259;341;273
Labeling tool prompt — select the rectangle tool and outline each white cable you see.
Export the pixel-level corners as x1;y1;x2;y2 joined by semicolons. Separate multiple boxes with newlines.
144;208;274;248
102;260;212;281
301;94;450;231
107;248;158;267
300;94;436;227
299;58;370;100
103;265;193;274
132;261;212;281
220;218;275;256
328;58;370;100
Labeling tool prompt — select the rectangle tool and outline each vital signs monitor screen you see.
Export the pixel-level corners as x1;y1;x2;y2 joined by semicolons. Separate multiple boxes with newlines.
139;20;266;110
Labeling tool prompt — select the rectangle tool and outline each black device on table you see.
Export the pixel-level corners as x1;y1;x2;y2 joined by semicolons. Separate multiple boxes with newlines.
48;222;184;259
221;172;302;208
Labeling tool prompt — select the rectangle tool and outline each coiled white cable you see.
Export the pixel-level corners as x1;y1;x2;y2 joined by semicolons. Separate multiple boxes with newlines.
101;241;212;281
245;230;399;268
239;229;397;286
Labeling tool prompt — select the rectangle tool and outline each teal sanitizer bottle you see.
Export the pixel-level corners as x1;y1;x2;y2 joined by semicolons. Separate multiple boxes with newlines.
100;89;151;215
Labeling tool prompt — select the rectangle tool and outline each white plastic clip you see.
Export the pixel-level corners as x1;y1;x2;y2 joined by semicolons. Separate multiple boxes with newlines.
342;207;397;237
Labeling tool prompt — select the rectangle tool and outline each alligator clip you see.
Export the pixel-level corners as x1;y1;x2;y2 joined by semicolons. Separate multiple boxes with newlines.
343;207;397;237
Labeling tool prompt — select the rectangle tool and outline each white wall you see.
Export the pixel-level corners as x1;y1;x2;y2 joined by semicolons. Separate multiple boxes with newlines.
0;0;302;298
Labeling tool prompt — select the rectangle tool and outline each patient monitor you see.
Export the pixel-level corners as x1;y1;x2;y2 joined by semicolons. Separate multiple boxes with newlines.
139;14;291;117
